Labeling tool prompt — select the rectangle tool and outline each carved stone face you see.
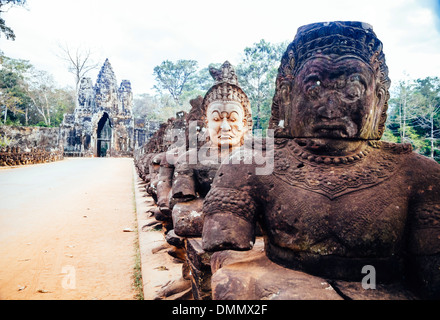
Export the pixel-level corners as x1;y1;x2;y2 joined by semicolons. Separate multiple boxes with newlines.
290;55;379;141
206;101;247;148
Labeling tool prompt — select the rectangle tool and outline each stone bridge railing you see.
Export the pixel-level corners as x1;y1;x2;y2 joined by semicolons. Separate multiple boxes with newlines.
0;146;64;167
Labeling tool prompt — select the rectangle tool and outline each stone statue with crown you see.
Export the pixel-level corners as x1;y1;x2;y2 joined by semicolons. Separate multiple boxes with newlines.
170;61;252;238
153;61;253;300
201;21;440;300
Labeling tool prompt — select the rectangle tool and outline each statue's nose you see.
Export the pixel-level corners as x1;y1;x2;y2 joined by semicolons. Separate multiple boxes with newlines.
317;94;343;119
220;118;231;131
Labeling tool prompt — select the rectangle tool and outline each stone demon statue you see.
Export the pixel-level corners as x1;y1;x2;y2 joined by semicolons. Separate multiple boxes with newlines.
202;21;440;300
171;61;253;237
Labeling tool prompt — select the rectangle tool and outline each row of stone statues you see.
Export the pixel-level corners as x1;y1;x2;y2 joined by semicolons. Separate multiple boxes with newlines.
0;146;63;166
134;21;440;300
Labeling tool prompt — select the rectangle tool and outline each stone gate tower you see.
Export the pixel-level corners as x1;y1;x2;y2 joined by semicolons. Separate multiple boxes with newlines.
61;59;135;157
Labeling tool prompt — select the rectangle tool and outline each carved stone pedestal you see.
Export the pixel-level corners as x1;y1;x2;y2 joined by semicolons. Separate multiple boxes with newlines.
185;238;213;300
210;239;416;300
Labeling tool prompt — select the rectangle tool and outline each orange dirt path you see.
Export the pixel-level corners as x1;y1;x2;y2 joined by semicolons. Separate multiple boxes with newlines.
0;158;138;300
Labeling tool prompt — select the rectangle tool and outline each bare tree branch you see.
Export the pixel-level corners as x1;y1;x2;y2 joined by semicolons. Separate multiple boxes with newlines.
55;43;99;107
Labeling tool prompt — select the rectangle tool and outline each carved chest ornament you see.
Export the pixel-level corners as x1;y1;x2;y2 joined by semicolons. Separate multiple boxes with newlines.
272;139;405;200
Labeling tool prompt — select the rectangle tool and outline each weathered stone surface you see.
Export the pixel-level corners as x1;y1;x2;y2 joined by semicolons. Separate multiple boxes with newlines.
170;61;252;238
186;238;212;270
211;249;342;300
330;281;417;300
185;238;213;300
133;96;204;190
60;58;151;158
154;277;192;300
202;21;440;299
210;238;265;274
0;126;63;166
165;229;185;248
172;199;204;237
211;239;415;300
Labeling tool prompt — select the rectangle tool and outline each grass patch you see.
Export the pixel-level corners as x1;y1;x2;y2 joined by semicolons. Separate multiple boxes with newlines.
131;171;144;300
133;244;144;300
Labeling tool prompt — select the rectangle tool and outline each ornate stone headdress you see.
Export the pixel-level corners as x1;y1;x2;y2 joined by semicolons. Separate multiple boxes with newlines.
269;21;391;140
202;61;253;132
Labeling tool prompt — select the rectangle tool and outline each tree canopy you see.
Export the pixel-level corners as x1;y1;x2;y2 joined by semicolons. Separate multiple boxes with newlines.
385;76;440;161
153;59;199;105
0;0;26;40
147;40;287;132
236;39;287;130
0;52;75;127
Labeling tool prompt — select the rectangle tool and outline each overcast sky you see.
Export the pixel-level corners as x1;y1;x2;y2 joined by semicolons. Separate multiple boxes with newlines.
1;0;440;96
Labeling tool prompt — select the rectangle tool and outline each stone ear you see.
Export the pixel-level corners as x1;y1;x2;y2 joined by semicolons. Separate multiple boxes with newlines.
279;81;292;106
372;83;389;139
376;85;386;109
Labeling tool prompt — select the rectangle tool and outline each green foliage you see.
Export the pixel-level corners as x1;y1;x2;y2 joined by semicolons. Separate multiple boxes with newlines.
0;0;27;40
133;93;178;123
236;39;287;131
153;59;198;106
35;121;49;127
385;76;440;162
150;60;220;122
0;134;12;147
47;87;76;127
0;54;30;123
381;130;399;143
0;52;75;127
148;41;287;128
197;64;221;91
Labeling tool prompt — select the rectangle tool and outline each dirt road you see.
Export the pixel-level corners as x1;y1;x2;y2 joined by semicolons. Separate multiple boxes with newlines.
0;158;138;300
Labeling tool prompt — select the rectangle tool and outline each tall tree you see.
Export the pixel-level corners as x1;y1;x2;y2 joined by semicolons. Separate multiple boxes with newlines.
385;76;440;162
0;92;20;123
237;39;287;131
388;78;420;144
414;77;440;159
133;93;163;121
24;68;57;126
153;59;198;106
0;0;26;40
56;44;99;107
0;53;31;124
1;53;75;126
50;87;75;127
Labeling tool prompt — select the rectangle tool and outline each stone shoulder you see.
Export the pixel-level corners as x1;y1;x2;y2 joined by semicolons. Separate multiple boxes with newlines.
378;141;440;176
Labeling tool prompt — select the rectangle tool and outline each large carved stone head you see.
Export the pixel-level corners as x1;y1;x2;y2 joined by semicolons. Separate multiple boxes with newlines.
269;21;391;142
202;61;252;148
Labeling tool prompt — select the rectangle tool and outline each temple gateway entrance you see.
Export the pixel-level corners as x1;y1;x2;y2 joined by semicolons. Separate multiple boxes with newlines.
96;113;112;157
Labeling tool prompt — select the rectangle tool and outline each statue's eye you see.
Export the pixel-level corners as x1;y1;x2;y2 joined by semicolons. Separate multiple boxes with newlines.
345;82;365;100
306;80;321;98
346;87;361;99
303;74;322;99
345;74;367;100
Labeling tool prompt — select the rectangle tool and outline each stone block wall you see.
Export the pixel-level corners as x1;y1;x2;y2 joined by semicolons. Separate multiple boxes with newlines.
0;125;63;166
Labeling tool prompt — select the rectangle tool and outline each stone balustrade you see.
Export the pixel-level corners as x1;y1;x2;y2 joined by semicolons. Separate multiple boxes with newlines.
0;146;63;166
